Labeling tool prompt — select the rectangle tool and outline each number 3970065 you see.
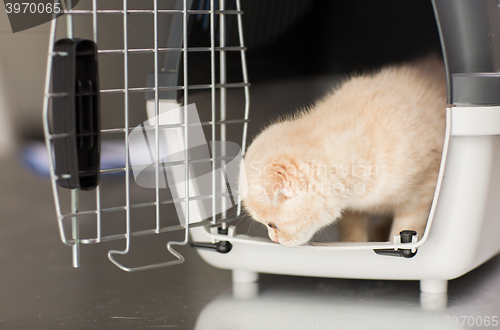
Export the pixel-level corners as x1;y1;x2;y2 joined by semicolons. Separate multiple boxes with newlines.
5;2;62;14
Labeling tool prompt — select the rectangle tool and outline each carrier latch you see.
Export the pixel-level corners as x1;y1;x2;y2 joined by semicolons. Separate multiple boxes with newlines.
374;230;418;258
190;226;233;254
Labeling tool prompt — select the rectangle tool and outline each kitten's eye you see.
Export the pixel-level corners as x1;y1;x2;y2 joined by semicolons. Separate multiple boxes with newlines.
267;223;278;230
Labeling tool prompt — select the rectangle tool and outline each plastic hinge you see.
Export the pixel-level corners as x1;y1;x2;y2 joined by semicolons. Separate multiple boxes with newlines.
373;230;418;258
51;38;101;190
190;227;233;253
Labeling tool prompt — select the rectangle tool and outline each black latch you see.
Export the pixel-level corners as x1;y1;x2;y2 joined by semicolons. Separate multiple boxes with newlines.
374;230;418;258
51;38;101;190
190;227;233;254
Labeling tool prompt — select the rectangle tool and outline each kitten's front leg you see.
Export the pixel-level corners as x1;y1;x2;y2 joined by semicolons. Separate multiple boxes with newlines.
338;211;370;242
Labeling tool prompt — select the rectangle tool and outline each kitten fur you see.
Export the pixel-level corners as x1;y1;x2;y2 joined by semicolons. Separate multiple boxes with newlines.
240;56;447;246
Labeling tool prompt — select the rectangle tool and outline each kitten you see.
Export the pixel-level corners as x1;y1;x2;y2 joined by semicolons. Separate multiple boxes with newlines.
240;56;447;246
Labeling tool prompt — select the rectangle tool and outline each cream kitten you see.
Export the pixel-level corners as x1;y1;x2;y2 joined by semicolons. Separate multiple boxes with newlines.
241;56;447;246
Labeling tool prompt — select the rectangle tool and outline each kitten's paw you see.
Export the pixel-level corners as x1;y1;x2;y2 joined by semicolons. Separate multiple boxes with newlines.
339;232;369;242
338;212;370;242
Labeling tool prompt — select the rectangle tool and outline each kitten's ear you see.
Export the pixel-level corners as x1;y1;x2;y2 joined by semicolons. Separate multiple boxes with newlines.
263;163;301;201
238;159;248;199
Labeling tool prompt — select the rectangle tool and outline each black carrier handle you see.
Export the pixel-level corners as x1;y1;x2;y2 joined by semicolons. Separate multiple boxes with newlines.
51;38;101;190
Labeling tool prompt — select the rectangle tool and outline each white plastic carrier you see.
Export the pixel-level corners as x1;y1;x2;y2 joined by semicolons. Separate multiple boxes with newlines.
187;0;500;295
43;0;500;297
189;105;500;294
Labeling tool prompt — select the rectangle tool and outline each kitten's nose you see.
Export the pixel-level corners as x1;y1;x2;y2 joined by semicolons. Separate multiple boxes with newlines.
273;238;279;243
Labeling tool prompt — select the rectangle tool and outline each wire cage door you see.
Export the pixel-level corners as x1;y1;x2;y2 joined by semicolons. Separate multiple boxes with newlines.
43;0;250;271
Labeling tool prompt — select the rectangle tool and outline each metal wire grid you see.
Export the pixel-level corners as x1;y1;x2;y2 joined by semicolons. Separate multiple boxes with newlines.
42;0;250;271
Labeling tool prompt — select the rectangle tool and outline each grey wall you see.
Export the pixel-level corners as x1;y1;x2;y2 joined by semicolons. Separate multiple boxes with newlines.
0;6;50;146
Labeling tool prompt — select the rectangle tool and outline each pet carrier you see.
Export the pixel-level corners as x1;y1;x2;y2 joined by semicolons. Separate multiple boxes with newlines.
43;0;250;271
44;0;500;296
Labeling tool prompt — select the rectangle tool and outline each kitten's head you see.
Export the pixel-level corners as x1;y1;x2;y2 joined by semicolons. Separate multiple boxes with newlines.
240;154;342;246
